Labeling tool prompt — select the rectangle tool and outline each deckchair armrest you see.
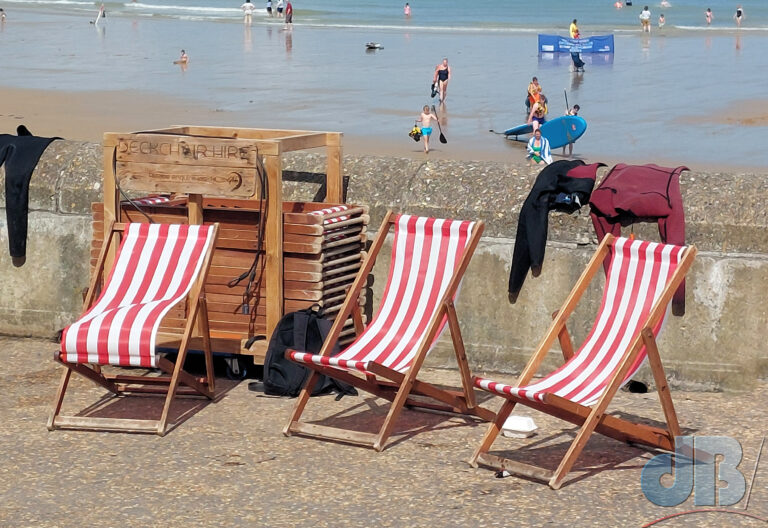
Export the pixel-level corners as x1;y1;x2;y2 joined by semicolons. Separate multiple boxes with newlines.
551;310;575;361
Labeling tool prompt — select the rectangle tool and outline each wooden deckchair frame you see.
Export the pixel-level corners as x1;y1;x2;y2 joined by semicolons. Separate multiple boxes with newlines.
284;211;495;451
47;221;220;436
469;234;697;489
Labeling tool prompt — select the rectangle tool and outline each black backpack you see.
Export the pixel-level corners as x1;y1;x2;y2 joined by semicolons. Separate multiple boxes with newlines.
261;307;357;398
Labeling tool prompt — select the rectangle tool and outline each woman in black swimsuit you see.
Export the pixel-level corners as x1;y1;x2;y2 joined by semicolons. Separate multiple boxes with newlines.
433;58;451;103
734;5;744;27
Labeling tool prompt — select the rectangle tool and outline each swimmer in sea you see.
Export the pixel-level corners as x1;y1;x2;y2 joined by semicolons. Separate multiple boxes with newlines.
705;8;713;26
174;49;188;65
734;5;744;27
417;105;438;153
433;58;451;103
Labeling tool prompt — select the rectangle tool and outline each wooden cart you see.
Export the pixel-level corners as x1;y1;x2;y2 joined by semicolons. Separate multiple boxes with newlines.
98;127;367;368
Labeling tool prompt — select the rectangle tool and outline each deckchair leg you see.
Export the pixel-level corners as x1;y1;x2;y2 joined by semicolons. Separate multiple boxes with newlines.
469;398;517;467
373;375;418;451
642;328;681;438
284;371;321;436
199;298;215;393
446;302;477;410
47;368;72;430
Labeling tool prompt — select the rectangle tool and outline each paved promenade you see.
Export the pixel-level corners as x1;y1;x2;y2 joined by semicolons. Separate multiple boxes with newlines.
1;336;766;527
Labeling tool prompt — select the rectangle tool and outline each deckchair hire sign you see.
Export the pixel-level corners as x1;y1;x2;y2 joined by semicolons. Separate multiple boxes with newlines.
114;134;259;197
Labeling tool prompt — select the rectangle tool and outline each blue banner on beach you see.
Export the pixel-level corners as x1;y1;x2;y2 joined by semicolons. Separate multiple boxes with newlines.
538;34;614;54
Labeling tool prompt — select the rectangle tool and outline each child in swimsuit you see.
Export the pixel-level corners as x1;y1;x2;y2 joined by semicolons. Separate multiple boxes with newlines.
417;105;438;154
705;8;713;25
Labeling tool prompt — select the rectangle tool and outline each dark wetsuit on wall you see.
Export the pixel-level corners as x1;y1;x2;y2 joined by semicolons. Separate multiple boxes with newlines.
0;126;61;266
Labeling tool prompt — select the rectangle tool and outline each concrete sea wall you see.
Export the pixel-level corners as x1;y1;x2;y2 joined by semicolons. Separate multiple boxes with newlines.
1;140;766;390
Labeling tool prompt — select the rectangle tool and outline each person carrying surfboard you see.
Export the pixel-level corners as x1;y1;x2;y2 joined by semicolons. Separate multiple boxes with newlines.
562;104;580;157
527;94;548;132
432;58;451;103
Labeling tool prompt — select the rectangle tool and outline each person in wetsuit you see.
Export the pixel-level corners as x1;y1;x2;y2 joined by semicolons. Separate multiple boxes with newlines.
433;58;451;103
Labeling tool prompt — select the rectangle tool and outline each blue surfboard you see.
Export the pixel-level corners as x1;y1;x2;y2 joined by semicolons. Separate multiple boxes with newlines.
503;123;533;137
504;116;587;150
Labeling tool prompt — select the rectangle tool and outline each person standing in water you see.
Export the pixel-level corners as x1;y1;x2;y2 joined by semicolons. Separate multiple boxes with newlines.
432;58;451;103
417;105;439;154
569;19;579;39
276;0;284;17
639;6;651;33
734;5;744;27
404;3;411;17
705;8;713;25
658;13;665;28
241;0;255;24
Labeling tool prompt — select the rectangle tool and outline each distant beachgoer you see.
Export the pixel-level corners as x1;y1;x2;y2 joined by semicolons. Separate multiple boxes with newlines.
266;0;273;17
0;9;5;21
174;49;188;64
285;1;293;25
433;58;451;103
734;5;744;27
404;3;411;17
639;6;651;32
569;19;580;39
660;0;670;8
527;129;552;165
562;104;580;157
417;105;438;153
626;0;632;5
705;8;713;25
658;13;665;28
614;2;622;9
241;0;255;24
527;94;548;132
276;0;284;17
526;76;542;112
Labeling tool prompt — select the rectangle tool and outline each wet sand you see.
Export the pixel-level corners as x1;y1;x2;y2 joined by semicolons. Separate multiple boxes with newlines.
2;86;766;173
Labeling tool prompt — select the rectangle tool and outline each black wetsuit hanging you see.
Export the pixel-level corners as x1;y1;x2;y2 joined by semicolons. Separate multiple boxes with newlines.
0;126;61;266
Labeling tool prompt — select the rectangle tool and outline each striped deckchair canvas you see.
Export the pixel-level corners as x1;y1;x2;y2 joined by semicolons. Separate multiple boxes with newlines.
470;234;697;489
49;221;219;436
284;211;494;451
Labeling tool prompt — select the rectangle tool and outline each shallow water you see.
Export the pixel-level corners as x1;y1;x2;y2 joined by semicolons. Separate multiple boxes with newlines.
1;4;767;167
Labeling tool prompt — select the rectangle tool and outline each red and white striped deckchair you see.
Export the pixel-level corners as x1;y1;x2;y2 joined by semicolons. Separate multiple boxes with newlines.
284;211;494;451
48;221;219;435
470;234;697;489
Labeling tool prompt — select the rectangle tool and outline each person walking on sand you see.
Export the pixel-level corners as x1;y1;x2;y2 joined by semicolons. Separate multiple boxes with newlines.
527;94;548;132
432;58;451;103
562;104;580;157
241;0;255;24
417;105;438;153
527;129;552;165
734;5;744;27
404;3;411;17
284;1;293;27
276;0;284;17
639;6;651;33
569;19;580;39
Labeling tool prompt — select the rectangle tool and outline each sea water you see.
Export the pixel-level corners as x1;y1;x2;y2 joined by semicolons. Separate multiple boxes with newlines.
1;0;767;166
